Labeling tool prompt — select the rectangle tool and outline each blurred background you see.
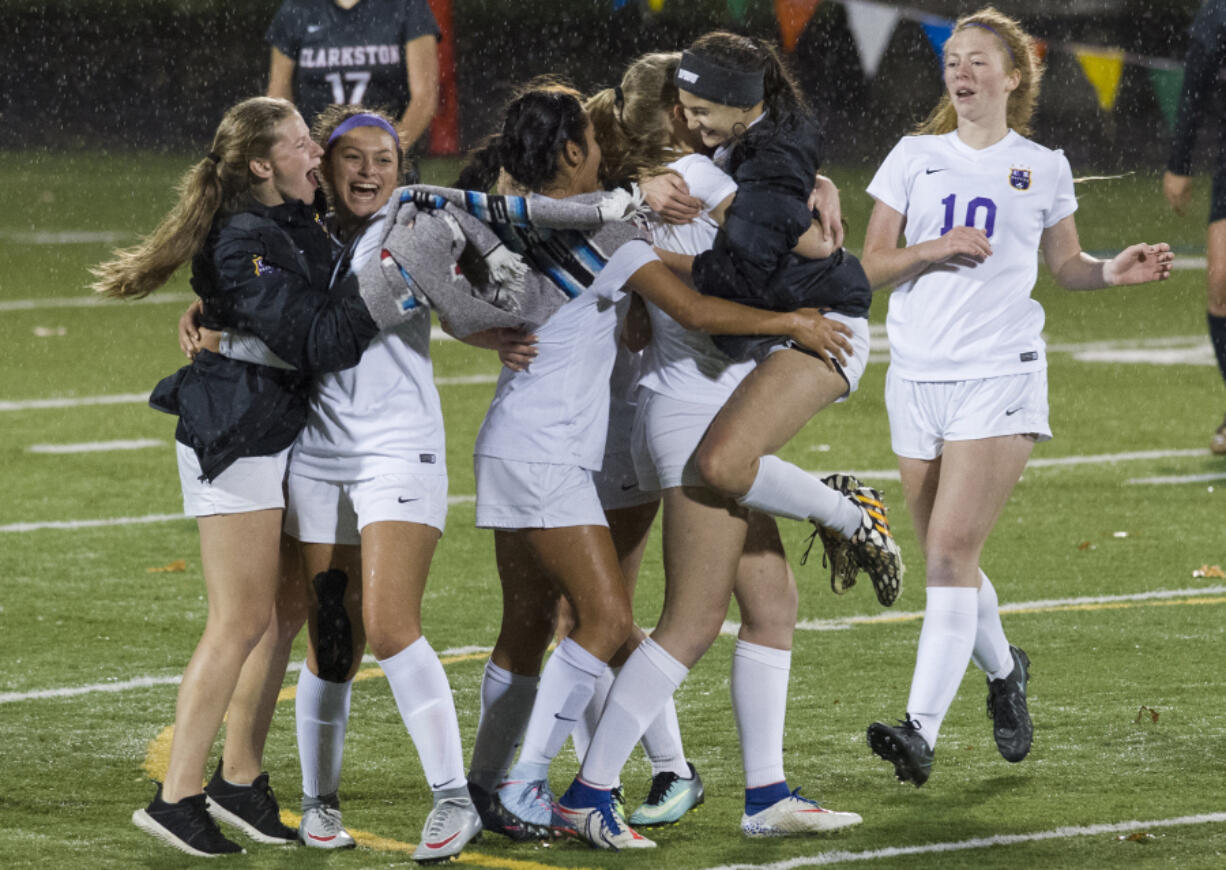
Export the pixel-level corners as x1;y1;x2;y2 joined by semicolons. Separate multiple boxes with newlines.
1;0;1214;170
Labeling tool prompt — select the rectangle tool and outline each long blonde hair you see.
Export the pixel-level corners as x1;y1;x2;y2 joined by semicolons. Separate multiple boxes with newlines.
586;52;683;189
915;6;1043;137
91;96;297;299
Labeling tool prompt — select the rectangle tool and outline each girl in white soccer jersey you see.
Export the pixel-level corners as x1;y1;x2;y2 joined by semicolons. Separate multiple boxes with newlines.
448;83;842;846
187;106;491;862
555;51;863;850
860;7;1173;787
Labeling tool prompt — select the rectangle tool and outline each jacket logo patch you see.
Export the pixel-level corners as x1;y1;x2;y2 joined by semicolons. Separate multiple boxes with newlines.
1009;168;1032;191
251;255;279;277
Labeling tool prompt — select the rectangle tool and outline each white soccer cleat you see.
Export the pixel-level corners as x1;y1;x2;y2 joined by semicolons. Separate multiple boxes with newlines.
298;803;356;850
740;791;862;837
412;795;482;864
554;801;656;851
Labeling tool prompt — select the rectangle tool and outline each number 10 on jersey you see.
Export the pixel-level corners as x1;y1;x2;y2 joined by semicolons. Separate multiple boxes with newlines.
939;194;997;237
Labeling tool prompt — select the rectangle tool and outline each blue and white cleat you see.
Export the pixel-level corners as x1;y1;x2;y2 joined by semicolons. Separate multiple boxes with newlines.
628;763;704;827
554;799;655;850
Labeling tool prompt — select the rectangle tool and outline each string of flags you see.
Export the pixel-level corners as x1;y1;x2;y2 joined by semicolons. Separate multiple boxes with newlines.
614;0;1188;131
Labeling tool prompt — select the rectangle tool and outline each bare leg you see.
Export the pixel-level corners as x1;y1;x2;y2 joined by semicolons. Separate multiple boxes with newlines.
220;533;309;783
162;509;283;802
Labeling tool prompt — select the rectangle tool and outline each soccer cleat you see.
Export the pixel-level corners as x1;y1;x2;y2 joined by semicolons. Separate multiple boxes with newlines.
554;799;656;850
133;787;245;857
987;645;1033;763
469;781;548;842
867;718;934;787
844;483;904;606
628;763;705;827
813;473;866;595
1212;414;1226;455
412;795;482;864
494;777;562;838
203;764;296;845
298;798;356;850
740;789;862;837
610;784;626;821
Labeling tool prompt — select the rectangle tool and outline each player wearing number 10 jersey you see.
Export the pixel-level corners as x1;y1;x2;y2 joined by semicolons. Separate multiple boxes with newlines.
859;7;1173;789
266;0;440;148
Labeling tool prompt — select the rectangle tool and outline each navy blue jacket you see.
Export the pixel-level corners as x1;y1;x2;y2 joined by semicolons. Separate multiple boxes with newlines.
692;112;871;334
150;197;379;481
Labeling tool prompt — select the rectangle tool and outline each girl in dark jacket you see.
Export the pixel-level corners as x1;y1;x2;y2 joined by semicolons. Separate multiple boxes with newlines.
664;33;905;606
93;96;380;858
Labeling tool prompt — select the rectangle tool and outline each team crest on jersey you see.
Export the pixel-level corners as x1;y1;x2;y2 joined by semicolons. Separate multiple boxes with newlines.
251;255;279;277
1009;167;1032;191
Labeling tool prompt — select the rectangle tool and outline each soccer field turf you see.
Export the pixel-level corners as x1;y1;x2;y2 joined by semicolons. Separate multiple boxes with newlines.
2;151;1225;868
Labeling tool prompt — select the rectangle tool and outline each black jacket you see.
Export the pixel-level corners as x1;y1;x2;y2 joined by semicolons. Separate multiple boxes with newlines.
692;112;871;332
150;197;380;481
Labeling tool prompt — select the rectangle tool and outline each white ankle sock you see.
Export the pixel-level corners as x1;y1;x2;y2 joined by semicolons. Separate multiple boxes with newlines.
906;586;978;748
579;638;688;789
378;636;466;792
467;660;538;792
731;639;791;788
971;571;1014;680
737;455;860;536
514;637;606;771
296;666;352;799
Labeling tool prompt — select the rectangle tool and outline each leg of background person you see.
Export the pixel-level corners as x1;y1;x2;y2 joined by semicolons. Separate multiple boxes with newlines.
898;435;1033;749
1205;220;1226;452
220;533;310;784
695;351;861;536
297;541;365;804
162;509;284;802
729;512;797;798
362;521;467;792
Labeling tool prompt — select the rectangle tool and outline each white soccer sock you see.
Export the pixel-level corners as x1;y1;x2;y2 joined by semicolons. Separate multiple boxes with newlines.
906;586;979;748
378;636;466;792
468;660;538;792
295;666;352;799
571;666;614;765
971;571;1014;680
737;455;860;536
579;638;689;790
731;639;791;788
513;637;607;774
640;696;689;778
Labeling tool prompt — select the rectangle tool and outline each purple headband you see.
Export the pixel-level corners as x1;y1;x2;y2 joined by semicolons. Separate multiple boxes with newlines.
961;21;1016;65
326;113;400;149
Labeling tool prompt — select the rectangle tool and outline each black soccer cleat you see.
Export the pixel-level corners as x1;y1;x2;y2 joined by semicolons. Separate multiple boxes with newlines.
867;718;933;787
987;645;1033;763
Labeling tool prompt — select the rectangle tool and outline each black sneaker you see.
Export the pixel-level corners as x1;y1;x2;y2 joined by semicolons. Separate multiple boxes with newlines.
987;645;1033;763
133;787;245;856
204;763;297;845
468;781;550;842
867;718;933;787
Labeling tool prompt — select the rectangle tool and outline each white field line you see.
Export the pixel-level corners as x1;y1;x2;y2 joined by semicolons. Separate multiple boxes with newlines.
0;647;489;705
701;812;1226;870
0;448;1207;532
7;585;1222;705
27;439;163;454
1128;471;1226;485
0;495;479;534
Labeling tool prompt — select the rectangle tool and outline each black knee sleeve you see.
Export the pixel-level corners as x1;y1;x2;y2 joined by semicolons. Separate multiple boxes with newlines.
1209;313;1226;386
313;569;354;682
